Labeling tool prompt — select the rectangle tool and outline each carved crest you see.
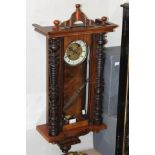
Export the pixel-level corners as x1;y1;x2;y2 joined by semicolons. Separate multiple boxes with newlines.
53;4;95;30
61;4;95;27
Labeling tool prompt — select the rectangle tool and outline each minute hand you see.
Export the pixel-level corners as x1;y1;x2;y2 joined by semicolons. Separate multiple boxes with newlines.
63;79;89;112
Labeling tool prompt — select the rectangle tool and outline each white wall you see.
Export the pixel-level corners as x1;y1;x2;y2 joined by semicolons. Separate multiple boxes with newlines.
26;0;125;155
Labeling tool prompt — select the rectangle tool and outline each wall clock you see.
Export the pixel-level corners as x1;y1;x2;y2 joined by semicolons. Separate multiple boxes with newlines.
33;4;117;153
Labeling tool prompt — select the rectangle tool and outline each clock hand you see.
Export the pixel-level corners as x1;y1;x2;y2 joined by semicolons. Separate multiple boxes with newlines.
63;79;89;112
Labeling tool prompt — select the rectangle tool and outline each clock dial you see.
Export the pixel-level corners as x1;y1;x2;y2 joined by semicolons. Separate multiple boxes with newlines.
64;40;87;66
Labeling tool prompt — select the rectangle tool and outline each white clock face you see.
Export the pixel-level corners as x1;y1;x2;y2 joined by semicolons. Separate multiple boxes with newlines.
64;40;87;66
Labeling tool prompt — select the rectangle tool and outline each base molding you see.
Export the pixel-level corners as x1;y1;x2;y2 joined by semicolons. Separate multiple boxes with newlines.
36;123;106;153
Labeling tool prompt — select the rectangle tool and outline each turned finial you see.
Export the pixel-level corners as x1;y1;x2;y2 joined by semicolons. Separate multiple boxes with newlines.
75;4;81;9
54;20;60;25
101;16;108;22
53;20;60;30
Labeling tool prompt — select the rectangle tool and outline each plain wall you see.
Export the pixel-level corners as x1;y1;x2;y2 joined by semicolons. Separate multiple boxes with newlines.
26;0;126;155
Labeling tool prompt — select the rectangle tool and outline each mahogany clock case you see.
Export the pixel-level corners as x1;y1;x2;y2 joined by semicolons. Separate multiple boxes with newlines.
33;4;118;153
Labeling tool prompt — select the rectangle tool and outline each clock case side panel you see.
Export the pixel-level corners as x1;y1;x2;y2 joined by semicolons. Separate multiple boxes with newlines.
46;37;64;136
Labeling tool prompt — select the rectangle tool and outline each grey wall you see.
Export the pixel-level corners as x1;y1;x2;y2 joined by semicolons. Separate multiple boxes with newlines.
94;114;118;155
94;46;121;155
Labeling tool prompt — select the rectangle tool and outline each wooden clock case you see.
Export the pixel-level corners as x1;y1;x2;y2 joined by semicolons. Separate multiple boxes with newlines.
33;4;117;153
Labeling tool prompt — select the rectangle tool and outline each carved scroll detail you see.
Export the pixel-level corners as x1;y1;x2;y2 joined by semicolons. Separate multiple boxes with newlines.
93;33;107;125
48;38;60;136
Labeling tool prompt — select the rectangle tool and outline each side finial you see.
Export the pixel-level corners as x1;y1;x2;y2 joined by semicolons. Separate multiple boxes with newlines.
53;20;60;30
101;16;108;22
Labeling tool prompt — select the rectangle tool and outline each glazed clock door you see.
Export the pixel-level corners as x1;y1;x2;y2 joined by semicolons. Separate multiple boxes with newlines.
63;35;91;126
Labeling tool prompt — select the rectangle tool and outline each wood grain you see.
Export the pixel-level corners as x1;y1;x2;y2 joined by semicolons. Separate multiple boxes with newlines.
63;34;91;118
36;123;107;143
63;120;88;131
32;23;118;38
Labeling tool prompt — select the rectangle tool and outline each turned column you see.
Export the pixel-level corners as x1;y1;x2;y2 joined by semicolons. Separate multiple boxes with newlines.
93;33;107;125
48;38;60;136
